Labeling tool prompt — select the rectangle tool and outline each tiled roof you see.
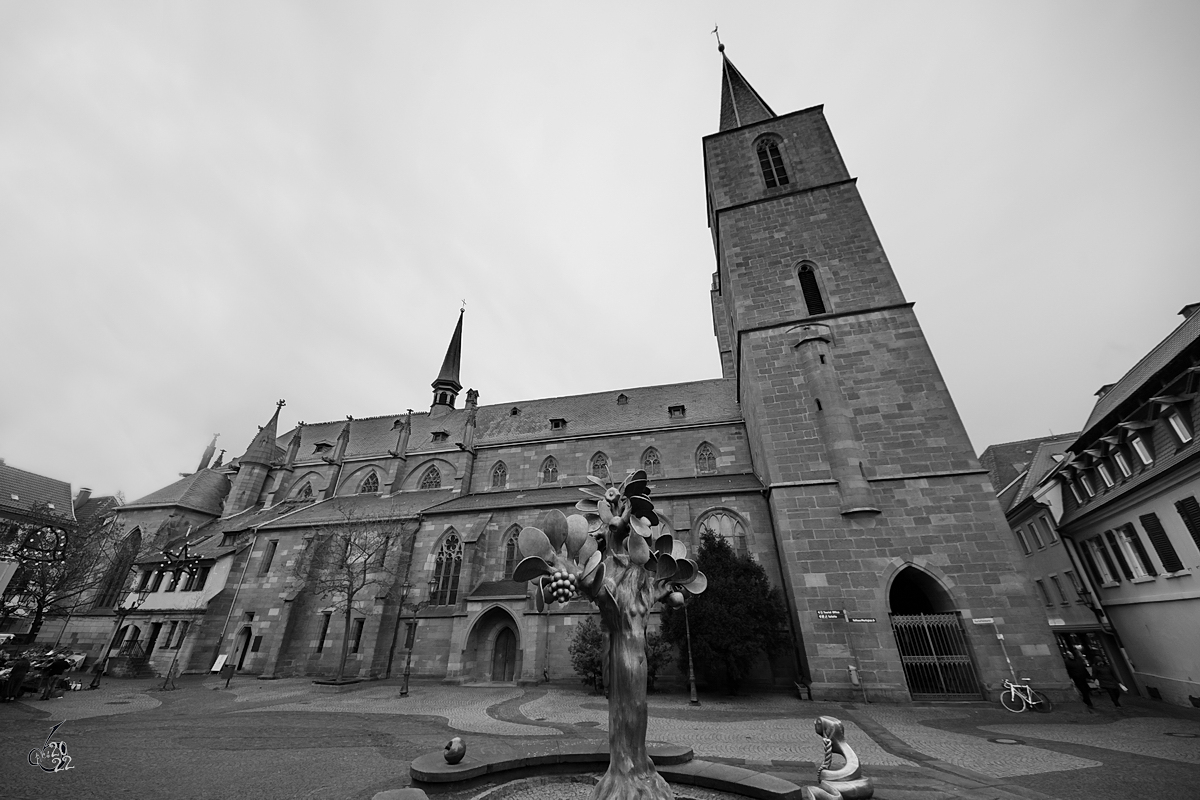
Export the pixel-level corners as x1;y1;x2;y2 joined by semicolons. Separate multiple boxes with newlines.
719;54;776;132
1011;436;1076;507
277;378;740;465
467;580;527;599
138;501;318;565
1080;309;1200;435
257;491;450;530
241;404;283;466
1060;445;1200;527
425;473;764;515
977;436;1053;494
0;461;73;520
74;496;121;526
124;469;230;516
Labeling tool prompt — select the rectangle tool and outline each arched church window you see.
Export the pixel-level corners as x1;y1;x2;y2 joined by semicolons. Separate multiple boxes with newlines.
358;472;379;494
491;462;508;489
93;528;142;610
798;263;827;316
432;532;463;605
419;465;442;489
642;447;663;478
756;138;789;188
299;482;313;499
695;443;718;475
503;529;520;578
590;452;610;479
541;457;558;484
696;510;748;552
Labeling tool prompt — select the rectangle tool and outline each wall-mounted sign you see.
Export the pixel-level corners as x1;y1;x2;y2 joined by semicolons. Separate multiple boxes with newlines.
971;617;995;625
816;610;844;620
848;617;877;624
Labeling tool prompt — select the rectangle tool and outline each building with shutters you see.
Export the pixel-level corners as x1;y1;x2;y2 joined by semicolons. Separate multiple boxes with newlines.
1040;303;1200;708
54;50;1069;701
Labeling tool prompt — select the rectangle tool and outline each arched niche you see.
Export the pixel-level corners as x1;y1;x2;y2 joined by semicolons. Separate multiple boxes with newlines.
887;565;957;614
462;605;523;683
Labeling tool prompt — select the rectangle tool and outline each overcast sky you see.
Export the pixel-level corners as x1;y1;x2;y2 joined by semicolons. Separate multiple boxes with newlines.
2;1;1198;502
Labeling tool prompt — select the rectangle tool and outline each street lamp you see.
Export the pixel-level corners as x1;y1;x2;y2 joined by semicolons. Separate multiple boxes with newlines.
90;585;152;690
1077;587;1107;626
682;597;700;706
400;578;439;697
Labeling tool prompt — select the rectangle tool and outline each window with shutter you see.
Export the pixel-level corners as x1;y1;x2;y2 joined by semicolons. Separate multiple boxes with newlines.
1137;513;1183;573
1175;496;1200;553
1115;524;1156;577
1103;530;1134;580
1086;538;1118;584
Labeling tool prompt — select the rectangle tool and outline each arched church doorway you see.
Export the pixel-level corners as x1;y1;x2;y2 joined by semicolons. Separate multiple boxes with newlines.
462;607;522;683
492;628;516;682
888;567;982;699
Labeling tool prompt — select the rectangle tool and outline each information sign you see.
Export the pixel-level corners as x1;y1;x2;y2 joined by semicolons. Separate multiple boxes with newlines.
816;610;844;620
971;617;995;625
848;617;877;624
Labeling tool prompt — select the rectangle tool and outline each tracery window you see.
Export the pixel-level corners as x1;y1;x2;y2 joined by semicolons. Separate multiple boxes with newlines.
503;529;520;579
492;461;508;489
541;457;558;484
432;533;463;605
590;452;610;479
696;510;749;552
695;443;717;475
798;263;827;315
642;447;663;478
358;472;379;494
756;138;789;188
419;465;442;489
299;482;314;499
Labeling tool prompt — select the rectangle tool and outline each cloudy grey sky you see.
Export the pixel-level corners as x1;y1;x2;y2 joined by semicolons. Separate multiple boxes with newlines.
2;1;1198;502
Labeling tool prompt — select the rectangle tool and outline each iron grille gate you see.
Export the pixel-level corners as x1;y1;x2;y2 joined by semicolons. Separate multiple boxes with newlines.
890;613;983;700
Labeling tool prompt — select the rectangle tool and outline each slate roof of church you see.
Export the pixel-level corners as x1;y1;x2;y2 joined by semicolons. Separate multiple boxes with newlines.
1010;436;1076;508
123;468;231;516
257;490;451;529
1080;308;1200;435
277;378;740;463
74;495;121;525
718;53;776;131
0;460;74;520
137;500;318;565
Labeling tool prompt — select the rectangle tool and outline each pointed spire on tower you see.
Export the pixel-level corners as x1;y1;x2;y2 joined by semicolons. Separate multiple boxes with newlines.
197;434;219;473
241;400;285;466
431;308;465;413
717;45;776;132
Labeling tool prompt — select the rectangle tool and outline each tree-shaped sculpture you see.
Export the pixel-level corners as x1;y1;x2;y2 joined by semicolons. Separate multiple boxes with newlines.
513;469;707;800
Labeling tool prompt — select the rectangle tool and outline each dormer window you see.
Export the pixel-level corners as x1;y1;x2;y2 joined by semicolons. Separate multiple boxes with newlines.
313;442;332;455
432;431;449;443
550;418;567;431
1166;408;1193;444
668;405;686;419
616;394;628;406
1130;435;1154;466
1112;449;1132;478
1096;462;1115;488
220;533;237;547
510;407;521;416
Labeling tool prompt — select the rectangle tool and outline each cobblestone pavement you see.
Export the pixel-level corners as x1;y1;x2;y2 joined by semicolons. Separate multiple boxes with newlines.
856;704;1102;778
981;715;1200;765
11;681;162;720
520;688;913;766
240;683;559;736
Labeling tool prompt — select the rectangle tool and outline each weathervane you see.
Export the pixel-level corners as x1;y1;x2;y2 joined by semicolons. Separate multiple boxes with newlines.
460;299;467;313
712;25;723;52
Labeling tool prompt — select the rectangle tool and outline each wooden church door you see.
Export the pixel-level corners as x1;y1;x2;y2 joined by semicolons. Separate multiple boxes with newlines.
491;628;516;682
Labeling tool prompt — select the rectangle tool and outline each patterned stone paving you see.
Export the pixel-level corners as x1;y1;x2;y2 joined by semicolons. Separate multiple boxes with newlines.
239;685;560;736
981;716;1200;765
13;687;161;720
519;689;913;766
857;705;1102;778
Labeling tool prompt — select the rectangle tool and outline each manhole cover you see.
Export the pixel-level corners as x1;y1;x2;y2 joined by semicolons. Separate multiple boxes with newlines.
105;701;131;705
1165;732;1199;738
988;737;1024;745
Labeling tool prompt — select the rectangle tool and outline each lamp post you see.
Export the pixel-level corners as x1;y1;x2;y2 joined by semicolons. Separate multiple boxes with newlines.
1077;587;1108;627
90;586;151;690
682;598;699;706
400;578;438;697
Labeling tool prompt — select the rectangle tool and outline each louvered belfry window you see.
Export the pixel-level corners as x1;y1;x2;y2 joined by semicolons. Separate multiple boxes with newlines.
799;264;827;315
756;139;789;188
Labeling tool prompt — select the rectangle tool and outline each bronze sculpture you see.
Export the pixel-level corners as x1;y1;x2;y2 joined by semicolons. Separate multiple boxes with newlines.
805;716;873;800
513;469;707;800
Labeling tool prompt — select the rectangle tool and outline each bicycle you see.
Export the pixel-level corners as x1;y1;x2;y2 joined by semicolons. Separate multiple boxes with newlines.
1000;678;1053;713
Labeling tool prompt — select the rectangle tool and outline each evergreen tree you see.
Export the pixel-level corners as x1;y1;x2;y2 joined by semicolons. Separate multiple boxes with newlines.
568;615;604;692
661;531;788;694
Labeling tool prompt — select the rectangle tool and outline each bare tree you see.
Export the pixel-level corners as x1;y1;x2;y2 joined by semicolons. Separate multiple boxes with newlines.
1;502;124;640
292;511;401;681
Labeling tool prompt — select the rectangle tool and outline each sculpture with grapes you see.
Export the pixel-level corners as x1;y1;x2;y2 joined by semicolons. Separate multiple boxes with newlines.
513;468;707;800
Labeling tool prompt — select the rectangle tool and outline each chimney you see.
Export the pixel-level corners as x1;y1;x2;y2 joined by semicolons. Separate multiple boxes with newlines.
1179;302;1200;320
74;487;92;511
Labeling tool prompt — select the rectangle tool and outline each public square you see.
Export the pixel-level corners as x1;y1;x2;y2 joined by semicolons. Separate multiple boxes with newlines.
3;675;1198;800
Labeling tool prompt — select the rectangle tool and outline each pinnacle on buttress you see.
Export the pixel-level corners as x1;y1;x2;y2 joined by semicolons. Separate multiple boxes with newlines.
197;433;219;473
718;48;776;132
241;400;285;467
431;308;464;412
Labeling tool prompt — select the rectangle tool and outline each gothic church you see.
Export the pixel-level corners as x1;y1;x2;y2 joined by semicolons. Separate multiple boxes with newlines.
61;53;1066;701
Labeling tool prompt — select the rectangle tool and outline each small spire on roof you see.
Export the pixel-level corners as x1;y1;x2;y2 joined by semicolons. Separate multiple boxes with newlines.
717;43;776;132
432;308;465;414
240;401;284;466
197;433;219;473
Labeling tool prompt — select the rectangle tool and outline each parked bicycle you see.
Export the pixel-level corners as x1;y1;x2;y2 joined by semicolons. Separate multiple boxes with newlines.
1000;677;1053;713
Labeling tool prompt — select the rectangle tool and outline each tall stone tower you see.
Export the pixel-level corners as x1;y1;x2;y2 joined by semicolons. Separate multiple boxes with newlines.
706;51;1066;700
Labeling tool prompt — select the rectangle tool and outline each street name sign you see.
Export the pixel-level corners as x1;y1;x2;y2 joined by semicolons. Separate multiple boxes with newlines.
816;610;844;620
971;617;995;625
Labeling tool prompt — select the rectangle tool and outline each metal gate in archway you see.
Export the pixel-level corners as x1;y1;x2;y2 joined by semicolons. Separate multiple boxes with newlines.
890;613;983;700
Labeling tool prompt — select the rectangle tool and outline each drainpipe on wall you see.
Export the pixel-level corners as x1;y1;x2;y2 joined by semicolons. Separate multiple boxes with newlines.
214;530;258;667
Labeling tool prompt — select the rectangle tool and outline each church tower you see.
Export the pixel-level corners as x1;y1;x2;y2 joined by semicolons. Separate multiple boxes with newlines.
225;401;283;516
706;50;1066;700
430;309;464;417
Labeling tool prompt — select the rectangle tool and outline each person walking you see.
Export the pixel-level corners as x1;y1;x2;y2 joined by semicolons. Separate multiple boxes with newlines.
39;655;71;700
4;654;31;701
1091;659;1124;707
1064;651;1094;709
